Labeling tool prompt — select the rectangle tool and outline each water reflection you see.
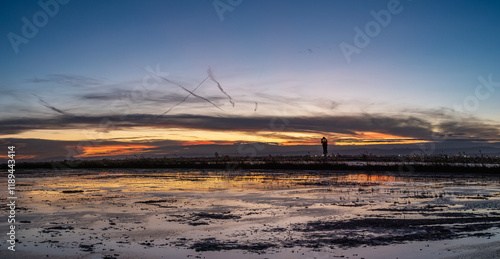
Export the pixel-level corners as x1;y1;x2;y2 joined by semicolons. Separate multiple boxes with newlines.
22;170;500;196
79;171;404;192
11;169;500;259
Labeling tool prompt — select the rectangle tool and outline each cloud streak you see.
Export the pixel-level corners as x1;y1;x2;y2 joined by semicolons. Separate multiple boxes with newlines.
160;76;210;115
32;94;72;116
207;67;234;107
147;71;223;111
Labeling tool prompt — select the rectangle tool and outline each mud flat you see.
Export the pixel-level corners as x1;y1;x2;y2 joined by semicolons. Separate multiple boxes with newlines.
1;169;500;258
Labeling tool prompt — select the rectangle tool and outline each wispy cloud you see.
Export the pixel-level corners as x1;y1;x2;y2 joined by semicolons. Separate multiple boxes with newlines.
26;74;103;87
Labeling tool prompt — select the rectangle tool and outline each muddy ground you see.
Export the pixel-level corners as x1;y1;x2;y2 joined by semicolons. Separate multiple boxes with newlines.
1;169;500;258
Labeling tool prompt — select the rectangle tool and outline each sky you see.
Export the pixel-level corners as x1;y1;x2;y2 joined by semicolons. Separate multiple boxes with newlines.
1;0;500;161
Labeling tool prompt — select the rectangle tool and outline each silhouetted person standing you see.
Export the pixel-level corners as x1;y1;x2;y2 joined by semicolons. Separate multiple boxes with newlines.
321;137;328;156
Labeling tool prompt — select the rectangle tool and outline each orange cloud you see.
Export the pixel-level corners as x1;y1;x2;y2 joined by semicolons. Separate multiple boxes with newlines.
284;131;430;146
76;145;157;158
181;141;234;146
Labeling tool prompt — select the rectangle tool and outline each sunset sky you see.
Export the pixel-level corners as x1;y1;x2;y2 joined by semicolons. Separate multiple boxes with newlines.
1;0;500;161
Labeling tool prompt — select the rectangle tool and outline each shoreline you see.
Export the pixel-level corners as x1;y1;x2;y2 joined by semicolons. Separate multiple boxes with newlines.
3;155;500;174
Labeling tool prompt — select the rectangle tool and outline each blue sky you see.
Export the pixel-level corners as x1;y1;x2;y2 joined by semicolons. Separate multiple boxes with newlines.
1;0;500;160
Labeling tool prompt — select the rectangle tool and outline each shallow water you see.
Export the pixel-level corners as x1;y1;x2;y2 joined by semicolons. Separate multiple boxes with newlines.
1;169;500;258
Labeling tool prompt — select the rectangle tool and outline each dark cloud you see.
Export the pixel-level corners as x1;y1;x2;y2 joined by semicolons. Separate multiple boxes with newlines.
2;112;498;142
0;138;184;161
0;138;78;161
438;121;500;139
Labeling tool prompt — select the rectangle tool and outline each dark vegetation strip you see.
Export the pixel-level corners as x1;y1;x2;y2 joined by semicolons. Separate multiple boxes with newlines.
2;155;499;174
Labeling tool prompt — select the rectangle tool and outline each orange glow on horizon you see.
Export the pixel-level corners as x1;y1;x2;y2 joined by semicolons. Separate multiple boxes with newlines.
76;145;157;158
333;131;429;146
4;127;428;147
334;139;430;146
3;129;432;160
275;131;429;146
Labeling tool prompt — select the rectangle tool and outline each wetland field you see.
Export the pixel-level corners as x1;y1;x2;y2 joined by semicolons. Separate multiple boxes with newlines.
1;169;500;258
